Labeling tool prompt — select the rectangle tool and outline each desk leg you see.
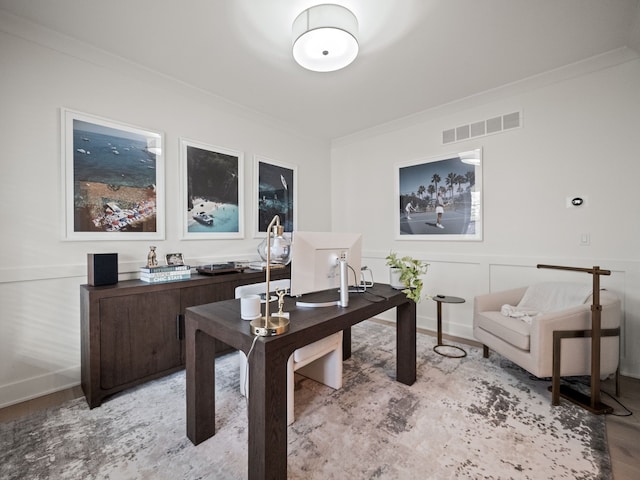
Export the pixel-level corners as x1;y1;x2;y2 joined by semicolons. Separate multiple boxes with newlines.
248;342;289;480
396;300;417;385
186;321;217;445
342;327;352;360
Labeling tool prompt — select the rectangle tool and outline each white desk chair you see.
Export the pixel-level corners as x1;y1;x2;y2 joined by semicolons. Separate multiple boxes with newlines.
236;280;343;425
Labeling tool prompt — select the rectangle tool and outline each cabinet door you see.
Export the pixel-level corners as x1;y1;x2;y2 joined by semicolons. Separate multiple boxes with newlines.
100;289;182;390
181;282;236;307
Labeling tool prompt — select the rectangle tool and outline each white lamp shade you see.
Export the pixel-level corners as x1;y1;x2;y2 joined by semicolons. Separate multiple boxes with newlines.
292;4;359;72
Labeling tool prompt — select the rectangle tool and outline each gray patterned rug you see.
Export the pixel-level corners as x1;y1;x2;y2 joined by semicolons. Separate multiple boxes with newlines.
1;321;610;479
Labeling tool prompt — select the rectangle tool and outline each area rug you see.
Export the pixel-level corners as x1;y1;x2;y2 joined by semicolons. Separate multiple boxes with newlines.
1;321;610;479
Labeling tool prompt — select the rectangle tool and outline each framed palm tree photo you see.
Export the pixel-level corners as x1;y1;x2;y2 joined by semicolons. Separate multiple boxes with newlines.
395;148;482;241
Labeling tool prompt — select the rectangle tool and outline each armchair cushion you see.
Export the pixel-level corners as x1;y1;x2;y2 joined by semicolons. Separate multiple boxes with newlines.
475;311;531;350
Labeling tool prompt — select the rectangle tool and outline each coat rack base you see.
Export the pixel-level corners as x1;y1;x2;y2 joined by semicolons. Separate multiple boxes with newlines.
548;384;613;415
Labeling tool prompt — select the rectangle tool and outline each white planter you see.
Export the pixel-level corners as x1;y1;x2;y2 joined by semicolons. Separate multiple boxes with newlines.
389;268;404;290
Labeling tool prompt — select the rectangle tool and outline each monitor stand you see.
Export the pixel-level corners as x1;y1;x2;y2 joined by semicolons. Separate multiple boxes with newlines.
296;256;349;308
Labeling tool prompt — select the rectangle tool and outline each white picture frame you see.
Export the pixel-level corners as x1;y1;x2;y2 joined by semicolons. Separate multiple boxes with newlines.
61;108;165;240
395;148;483;241
179;138;244;240
254;155;297;237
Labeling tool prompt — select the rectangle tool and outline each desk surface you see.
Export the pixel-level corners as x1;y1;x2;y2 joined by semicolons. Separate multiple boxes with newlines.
185;284;417;480
187;285;412;356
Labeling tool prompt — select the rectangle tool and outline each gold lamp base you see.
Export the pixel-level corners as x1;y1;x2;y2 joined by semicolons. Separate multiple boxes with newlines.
250;315;290;337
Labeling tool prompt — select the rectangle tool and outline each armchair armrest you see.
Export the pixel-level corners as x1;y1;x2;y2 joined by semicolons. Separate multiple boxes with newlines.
531;304;591;343
529;290;621;376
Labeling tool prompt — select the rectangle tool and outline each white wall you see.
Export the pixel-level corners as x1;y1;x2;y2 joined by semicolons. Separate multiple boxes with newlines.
0;14;332;407
331;49;640;378
2;12;640;409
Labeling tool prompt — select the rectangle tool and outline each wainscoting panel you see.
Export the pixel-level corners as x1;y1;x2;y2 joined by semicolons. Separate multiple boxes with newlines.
364;252;639;379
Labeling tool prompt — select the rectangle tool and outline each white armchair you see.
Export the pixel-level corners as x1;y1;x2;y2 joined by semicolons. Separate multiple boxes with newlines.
473;285;620;385
236;280;343;425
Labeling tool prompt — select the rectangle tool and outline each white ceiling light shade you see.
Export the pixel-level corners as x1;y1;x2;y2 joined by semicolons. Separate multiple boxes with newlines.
292;4;359;72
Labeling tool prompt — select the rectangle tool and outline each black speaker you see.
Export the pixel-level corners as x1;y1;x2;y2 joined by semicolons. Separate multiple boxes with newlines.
88;253;118;286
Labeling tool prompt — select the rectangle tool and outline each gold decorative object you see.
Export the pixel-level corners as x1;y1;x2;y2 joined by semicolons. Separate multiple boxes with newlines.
274;287;288;317
147;246;158;268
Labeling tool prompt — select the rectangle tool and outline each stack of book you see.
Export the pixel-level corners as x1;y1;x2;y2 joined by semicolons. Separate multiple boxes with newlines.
247;261;287;271
140;264;191;283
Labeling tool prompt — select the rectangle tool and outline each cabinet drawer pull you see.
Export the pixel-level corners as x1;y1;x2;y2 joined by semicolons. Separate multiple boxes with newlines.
176;314;184;340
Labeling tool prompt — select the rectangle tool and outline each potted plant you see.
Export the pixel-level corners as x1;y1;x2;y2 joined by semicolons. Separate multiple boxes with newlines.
385;252;429;303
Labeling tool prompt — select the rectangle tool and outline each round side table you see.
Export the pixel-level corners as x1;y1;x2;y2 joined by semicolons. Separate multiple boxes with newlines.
432;295;467;358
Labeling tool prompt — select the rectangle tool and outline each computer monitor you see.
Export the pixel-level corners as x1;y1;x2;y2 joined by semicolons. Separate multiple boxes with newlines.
289;231;362;307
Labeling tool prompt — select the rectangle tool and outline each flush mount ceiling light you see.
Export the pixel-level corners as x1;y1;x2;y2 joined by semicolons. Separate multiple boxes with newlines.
292;4;359;72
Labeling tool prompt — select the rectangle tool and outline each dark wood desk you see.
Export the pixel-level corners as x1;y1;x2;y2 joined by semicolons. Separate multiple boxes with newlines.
185;284;416;480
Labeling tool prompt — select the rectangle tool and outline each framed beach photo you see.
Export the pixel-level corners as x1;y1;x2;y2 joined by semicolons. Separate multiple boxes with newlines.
61;109;165;240
179;139;243;239
395;148;482;241
255;156;296;236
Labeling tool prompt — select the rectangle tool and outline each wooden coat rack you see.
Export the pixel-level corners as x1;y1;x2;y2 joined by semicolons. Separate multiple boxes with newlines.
537;264;619;414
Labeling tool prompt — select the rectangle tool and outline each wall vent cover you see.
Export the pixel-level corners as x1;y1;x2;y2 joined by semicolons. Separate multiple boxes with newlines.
442;111;522;144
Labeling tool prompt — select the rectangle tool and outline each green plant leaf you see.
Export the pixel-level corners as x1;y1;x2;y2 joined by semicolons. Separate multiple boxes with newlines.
385;251;429;302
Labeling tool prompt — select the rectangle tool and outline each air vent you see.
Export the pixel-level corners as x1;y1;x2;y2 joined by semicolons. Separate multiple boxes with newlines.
470;121;485;137
455;125;470;141
442;111;522;144
503;111;520;129
486;116;502;134
442;129;455;144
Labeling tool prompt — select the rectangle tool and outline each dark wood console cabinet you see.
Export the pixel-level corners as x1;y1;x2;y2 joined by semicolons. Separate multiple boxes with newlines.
80;267;289;408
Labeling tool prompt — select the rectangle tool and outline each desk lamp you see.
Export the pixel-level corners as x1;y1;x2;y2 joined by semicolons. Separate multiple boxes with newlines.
250;215;291;336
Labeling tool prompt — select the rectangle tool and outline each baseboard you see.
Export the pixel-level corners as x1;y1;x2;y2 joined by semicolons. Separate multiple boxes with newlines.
370;316;482;348
0;365;81;409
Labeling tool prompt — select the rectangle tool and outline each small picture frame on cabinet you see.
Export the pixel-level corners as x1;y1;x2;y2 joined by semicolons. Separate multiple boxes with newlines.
166;253;185;266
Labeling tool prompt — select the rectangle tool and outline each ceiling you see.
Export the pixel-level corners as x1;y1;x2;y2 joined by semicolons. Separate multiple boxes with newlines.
1;0;639;140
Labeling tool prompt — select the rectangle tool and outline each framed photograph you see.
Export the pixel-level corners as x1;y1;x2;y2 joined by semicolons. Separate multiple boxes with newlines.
61;109;165;240
165;253;184;266
255;156;296;235
395;148;482;241
179;139;244;239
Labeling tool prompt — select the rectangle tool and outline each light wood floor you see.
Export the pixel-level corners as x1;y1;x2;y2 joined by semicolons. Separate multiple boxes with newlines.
600;375;640;480
1;371;638;479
